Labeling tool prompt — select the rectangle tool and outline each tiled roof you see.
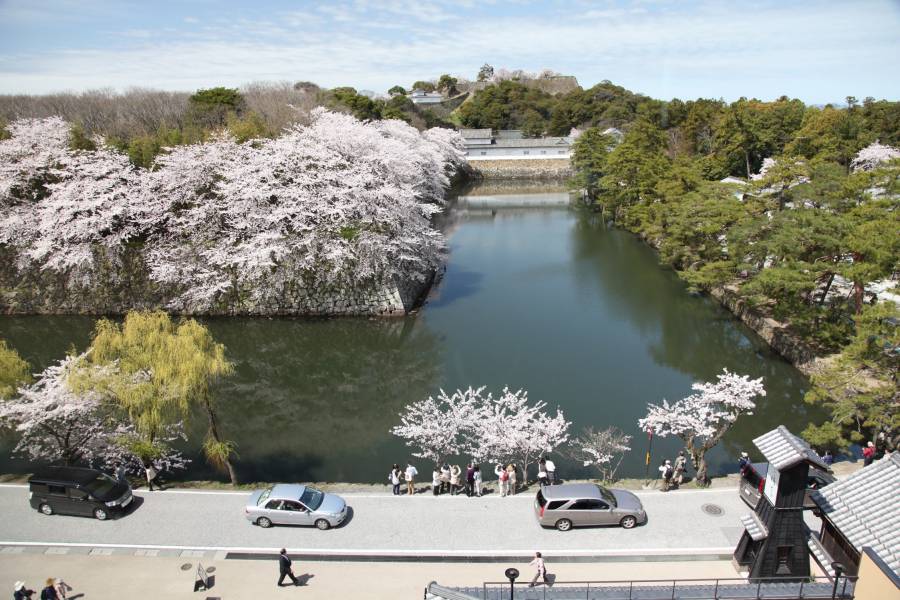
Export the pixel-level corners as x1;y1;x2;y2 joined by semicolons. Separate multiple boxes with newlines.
811;453;900;577
496;130;524;139
459;128;492;139
753;426;830;471
740;512;769;541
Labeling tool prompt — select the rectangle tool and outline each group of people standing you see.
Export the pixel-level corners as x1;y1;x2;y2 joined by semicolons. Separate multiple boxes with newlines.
432;464;484;496
390;456;560;497
657;451;688;492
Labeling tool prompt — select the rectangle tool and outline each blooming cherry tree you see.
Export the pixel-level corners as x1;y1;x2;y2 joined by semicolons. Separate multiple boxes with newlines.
0;355;107;465
390;387;487;466
0;111;465;314
638;369;765;484
850;141;900;172
569;426;632;483
471;387;571;480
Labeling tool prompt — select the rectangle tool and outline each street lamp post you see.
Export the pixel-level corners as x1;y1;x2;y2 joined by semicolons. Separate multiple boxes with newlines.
831;562;844;600
505;567;520;600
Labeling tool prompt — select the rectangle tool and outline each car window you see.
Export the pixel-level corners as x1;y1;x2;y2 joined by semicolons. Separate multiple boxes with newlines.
48;484;66;496
265;499;283;510
83;473;118;499
546;500;567;510
281;500;305;511
569;499;607;510
257;487;272;506
69;488;88;500
597;486;617;507
299;488;324;511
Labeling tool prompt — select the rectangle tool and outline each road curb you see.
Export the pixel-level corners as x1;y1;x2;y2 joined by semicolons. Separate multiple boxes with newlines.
1;542;734;563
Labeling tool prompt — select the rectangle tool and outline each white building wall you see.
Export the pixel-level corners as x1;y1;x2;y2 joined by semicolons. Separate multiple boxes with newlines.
464;146;571;159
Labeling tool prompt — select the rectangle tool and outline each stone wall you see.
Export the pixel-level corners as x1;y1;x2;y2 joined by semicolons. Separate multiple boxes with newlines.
0;247;433;317
710;286;825;375
469;158;572;179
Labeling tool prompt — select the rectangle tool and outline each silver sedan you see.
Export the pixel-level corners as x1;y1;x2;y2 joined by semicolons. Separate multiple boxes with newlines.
244;484;348;530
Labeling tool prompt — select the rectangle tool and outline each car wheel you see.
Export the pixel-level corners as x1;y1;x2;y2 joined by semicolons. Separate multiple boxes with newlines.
555;519;572;532
39;503;53;516
93;508;109;521
620;515;637;529
315;518;331;531
256;517;272;528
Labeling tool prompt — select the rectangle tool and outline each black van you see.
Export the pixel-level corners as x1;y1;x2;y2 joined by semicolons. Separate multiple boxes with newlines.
29;466;133;521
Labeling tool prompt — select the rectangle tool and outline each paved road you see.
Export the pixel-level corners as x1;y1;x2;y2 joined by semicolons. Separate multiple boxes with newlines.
0;484;751;556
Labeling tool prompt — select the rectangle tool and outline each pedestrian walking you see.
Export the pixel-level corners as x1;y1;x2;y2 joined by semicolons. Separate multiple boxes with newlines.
39;579;58;600
738;452;750;472
821;450;834;466
431;467;441;496
450;464;462;495
389;464;402;496
528;552;549;587
144;462;162;491
658;459;673;492
465;463;475;497
506;464;517;495
544;456;557;484
673;451;687;487
115;463;128;488
537;459;549;487
52;579;69;600
473;465;483;497
440;464;451;494
495;464;508;497
14;582;34;600
277;548;301;586
405;462;418;495
863;442;876;466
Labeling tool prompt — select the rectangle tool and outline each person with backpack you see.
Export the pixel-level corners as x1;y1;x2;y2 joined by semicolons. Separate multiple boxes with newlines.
39;579;57;600
658;459;674;492
388;464;402;496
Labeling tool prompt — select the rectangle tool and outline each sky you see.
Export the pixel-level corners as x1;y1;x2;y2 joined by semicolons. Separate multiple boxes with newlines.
1;0;899;103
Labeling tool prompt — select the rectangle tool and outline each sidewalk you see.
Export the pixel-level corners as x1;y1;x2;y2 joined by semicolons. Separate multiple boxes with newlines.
0;554;742;599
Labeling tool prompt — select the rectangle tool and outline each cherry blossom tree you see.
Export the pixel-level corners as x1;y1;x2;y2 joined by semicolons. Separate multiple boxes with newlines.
0;111;465;314
0;354;108;465
390;387;487;466
850;141;900;172
568;426;632;483
472;387;571;481
638;369;765;484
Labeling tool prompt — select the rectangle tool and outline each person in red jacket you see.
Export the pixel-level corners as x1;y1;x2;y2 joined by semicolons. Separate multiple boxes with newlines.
862;441;876;466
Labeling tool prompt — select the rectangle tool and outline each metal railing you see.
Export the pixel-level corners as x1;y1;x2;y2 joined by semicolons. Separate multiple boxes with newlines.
477;574;857;600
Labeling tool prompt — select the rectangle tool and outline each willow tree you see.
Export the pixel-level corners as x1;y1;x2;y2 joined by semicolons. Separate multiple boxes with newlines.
0;339;31;400
76;311;239;484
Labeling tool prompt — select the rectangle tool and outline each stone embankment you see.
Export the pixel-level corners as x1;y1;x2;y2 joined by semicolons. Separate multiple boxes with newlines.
469;158;572;179
710;286;827;376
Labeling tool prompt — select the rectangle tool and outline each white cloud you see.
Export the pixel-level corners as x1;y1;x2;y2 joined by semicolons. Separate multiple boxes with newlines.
0;0;898;102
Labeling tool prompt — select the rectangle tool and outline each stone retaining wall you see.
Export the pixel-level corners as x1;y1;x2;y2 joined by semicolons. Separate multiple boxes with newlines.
469;159;572;179
0;247;432;317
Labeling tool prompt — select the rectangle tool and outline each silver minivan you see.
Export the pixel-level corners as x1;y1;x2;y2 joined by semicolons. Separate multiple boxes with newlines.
534;483;647;531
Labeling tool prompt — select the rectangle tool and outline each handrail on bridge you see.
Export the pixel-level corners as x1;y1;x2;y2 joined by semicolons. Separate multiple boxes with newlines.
477;573;857;600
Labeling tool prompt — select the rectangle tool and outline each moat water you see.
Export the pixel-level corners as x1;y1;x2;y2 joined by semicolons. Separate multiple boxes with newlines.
0;181;821;483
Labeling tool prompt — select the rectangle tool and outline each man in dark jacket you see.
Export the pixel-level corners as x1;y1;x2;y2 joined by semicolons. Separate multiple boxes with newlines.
278;548;300;586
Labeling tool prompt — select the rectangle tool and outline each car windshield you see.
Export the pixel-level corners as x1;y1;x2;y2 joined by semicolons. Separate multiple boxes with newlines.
598;486;617;507
257;487;273;506
300;487;324;511
83;473;119;499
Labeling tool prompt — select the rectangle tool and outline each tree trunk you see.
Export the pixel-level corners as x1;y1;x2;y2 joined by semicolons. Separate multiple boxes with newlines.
745;150;752;180
695;453;709;486
819;272;835;306
853;278;865;314
205;399;238;486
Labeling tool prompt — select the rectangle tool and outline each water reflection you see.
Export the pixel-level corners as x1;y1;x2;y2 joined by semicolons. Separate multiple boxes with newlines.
0;181;822;482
